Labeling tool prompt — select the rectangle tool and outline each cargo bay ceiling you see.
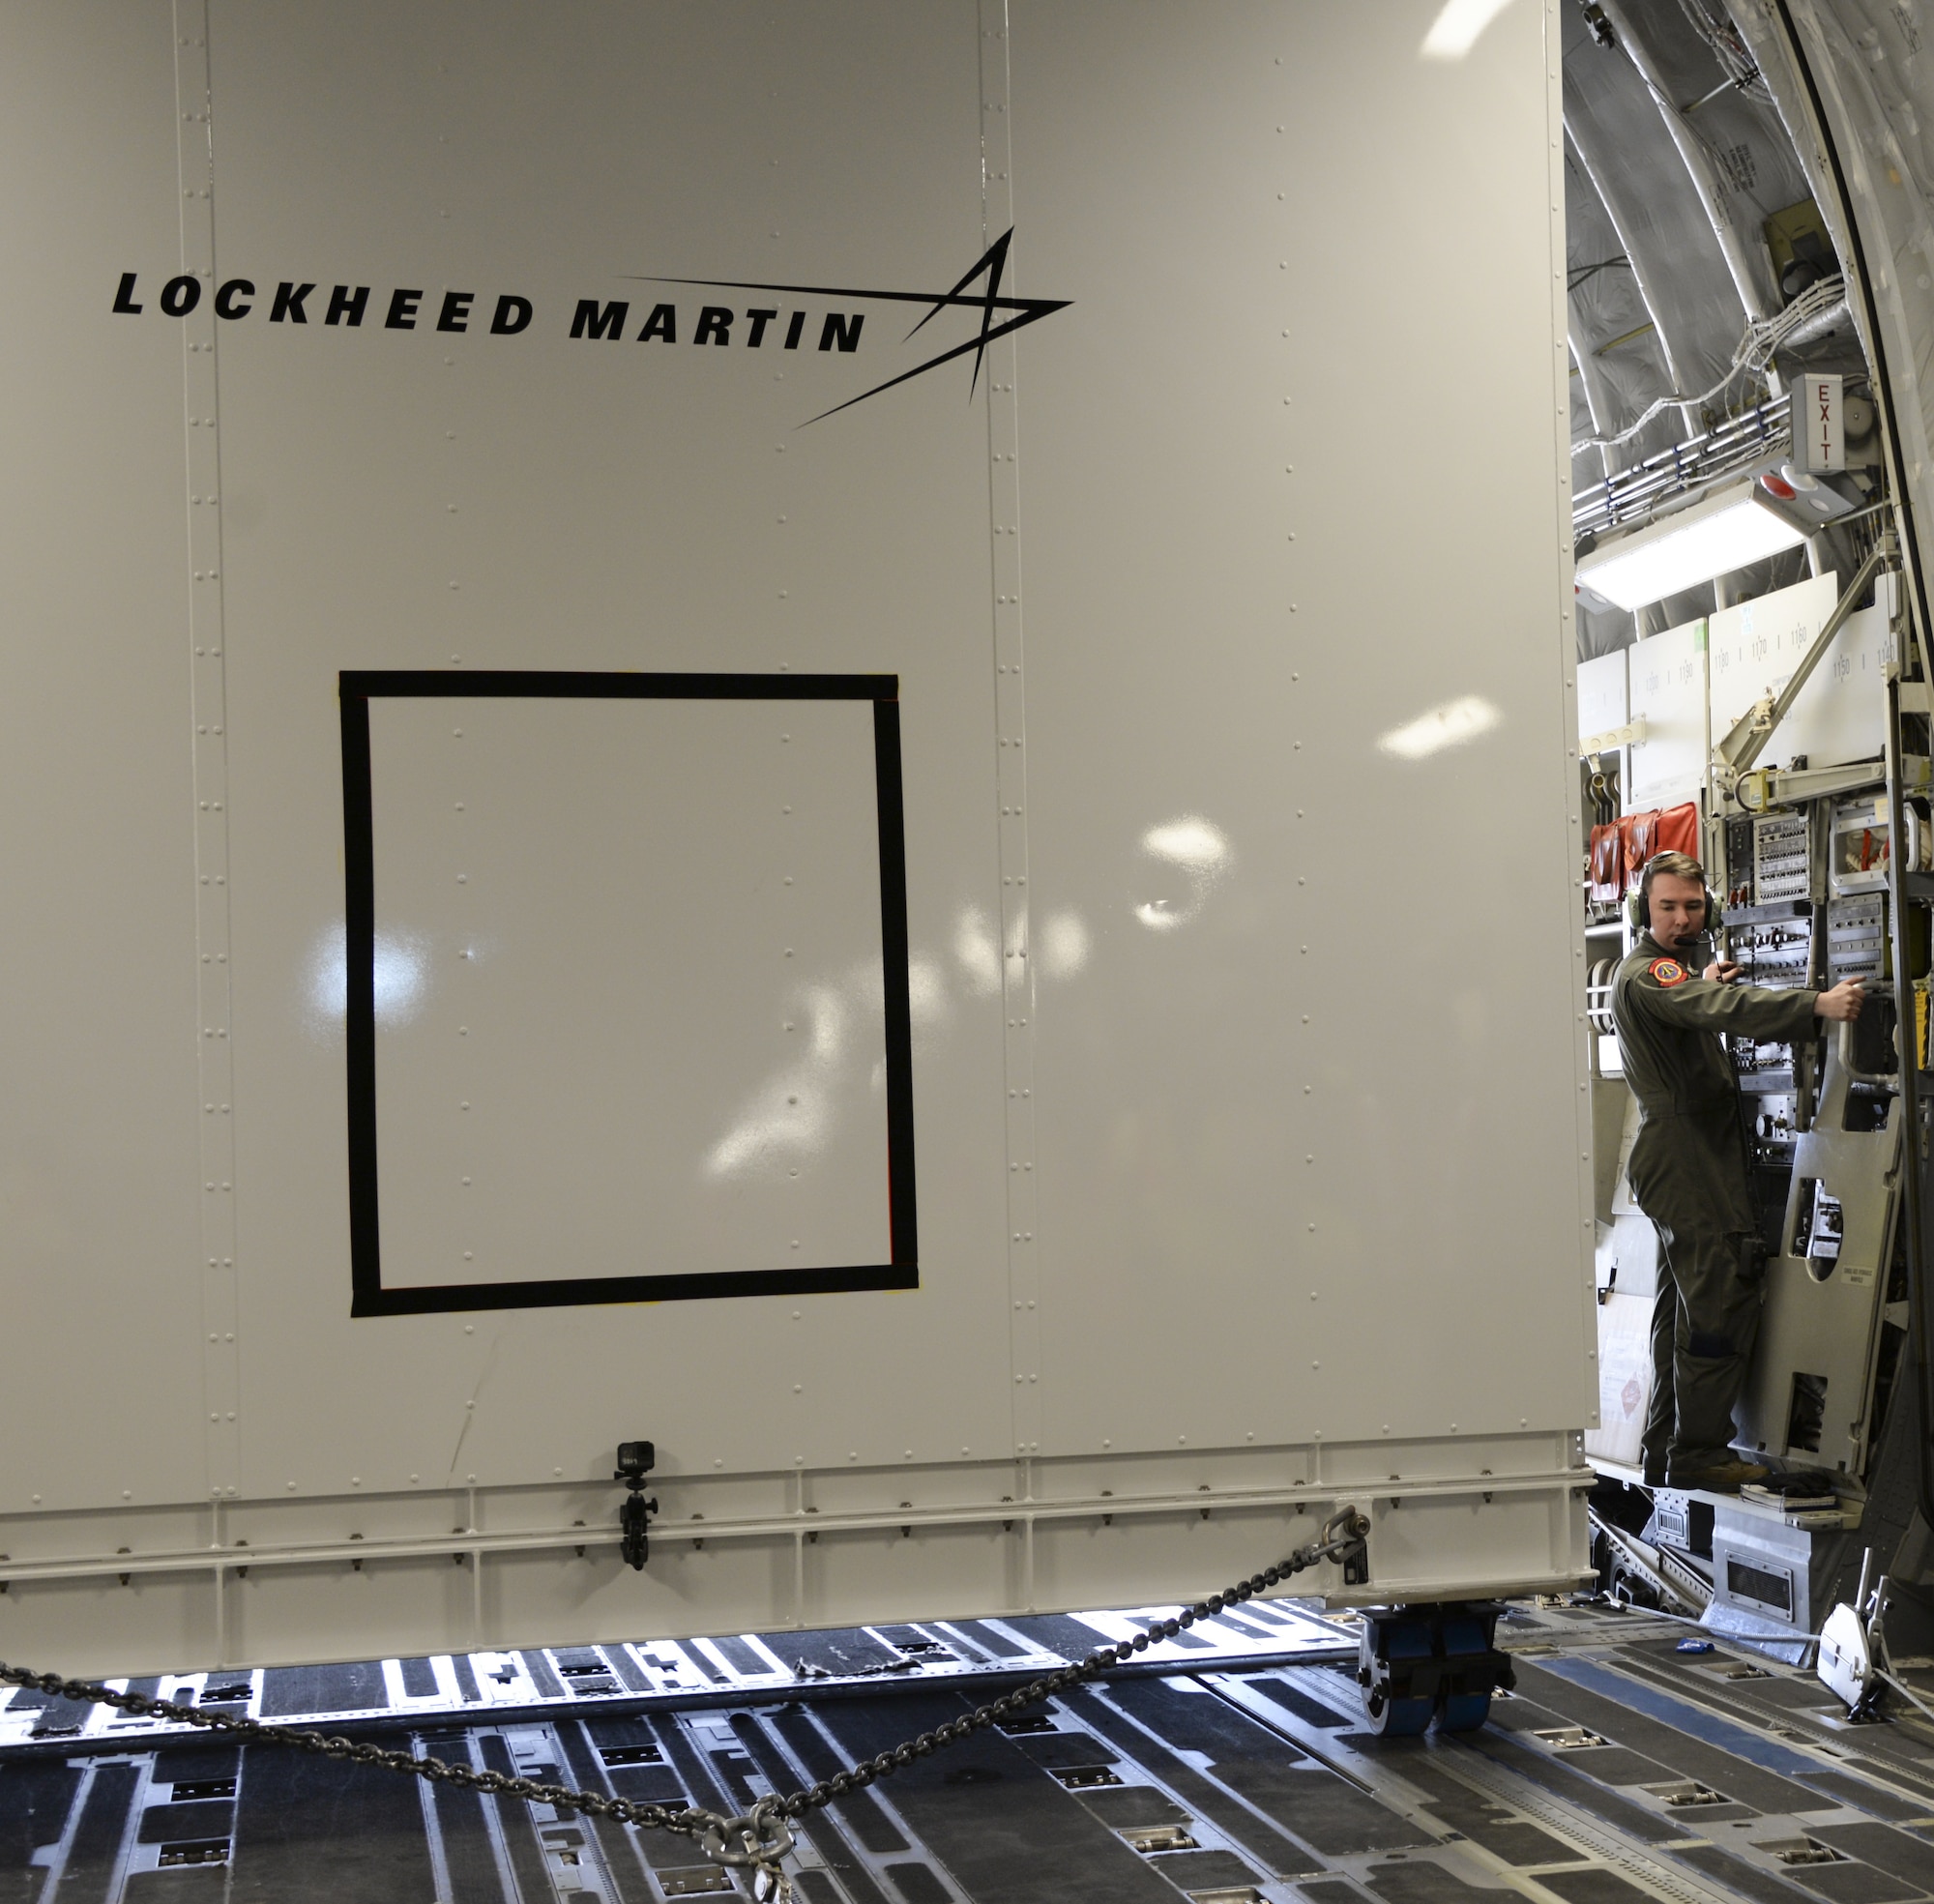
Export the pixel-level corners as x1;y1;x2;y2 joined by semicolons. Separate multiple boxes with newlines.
1566;0;1934;661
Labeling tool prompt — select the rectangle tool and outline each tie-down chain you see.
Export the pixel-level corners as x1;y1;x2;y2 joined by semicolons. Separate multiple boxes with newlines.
0;1508;1369;1899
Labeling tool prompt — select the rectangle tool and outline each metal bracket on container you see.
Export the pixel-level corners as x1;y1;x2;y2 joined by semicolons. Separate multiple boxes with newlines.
615;1441;659;1571
1579;716;1651;757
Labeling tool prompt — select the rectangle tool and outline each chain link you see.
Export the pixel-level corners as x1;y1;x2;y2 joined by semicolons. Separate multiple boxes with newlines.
0;1508;1367;1893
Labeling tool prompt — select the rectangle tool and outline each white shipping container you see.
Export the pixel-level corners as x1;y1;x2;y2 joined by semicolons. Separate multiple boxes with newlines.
0;0;1591;1676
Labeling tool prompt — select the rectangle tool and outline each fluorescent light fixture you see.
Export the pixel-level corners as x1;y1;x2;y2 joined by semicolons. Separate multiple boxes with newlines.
1575;483;1806;611
1421;0;1517;59
1379;694;1501;761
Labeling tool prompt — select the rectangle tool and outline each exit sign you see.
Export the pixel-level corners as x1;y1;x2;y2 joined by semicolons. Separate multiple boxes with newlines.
1791;372;1844;472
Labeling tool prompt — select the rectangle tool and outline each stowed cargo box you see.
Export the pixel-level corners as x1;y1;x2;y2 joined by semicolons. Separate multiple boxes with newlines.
0;0;1590;1675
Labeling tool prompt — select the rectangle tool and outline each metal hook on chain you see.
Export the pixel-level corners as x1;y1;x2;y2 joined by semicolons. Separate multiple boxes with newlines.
697;1797;795;1897
1319;1506;1370;1553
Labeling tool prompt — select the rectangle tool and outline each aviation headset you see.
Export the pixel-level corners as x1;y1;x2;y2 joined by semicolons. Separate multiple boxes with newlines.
1626;852;1724;938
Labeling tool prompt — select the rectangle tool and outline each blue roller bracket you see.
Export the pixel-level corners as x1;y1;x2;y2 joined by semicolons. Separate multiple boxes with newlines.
1358;1604;1515;1735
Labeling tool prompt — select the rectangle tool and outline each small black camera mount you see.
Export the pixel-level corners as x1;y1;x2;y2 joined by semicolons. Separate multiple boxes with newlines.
614;1441;659;1571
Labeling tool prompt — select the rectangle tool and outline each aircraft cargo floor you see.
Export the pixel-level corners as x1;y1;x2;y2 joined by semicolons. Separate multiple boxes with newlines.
9;1597;1934;1902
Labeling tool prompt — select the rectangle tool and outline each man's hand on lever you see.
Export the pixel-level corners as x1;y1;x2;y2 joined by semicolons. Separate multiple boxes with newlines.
1702;959;1741;983
1815;977;1866;1023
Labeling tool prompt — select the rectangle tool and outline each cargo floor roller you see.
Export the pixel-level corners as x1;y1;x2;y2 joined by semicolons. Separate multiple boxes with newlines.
1356;1603;1516;1735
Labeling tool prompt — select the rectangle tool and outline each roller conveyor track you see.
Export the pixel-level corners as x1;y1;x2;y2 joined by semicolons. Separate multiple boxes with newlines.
14;1601;1934;1899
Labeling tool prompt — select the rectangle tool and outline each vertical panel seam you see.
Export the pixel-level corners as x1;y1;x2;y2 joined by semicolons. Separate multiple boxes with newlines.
981;0;1040;1474
175;0;240;1503
1550;0;1600;1408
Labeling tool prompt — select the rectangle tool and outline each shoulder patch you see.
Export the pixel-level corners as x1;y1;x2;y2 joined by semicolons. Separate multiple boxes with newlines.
1649;957;1688;986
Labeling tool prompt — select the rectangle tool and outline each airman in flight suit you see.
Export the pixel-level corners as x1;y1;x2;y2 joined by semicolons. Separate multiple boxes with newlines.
1611;850;1865;1493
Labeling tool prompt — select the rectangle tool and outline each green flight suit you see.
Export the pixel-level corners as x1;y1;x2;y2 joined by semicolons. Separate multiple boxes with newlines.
1610;933;1818;1478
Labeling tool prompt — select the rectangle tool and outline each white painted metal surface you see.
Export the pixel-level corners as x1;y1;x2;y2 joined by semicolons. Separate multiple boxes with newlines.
1819;1599;1875;1709
1736;1047;1900;1476
1709;574;1839;743
1626;618;1710;807
1787;602;1892;772
1708;570;1892;773
1586;1102;1659;1469
1576;649;1628;749
1586;1291;1653;1469
0;0;1592;1675
364;691;894;1296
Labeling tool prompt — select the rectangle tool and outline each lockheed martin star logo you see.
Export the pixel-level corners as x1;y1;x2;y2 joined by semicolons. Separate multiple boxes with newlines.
630;228;1070;424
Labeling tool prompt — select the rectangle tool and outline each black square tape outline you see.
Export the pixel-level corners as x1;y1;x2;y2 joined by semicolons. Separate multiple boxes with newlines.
339;669;918;1316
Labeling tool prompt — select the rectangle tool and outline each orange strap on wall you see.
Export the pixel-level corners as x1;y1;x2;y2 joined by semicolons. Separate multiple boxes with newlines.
1655;802;1699;861
1588;825;1624;905
1621;810;1659;890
